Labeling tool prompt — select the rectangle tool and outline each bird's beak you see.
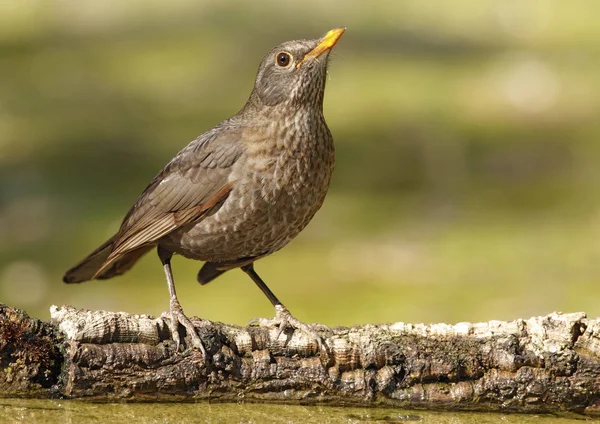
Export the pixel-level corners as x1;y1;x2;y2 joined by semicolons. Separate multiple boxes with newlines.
296;27;345;68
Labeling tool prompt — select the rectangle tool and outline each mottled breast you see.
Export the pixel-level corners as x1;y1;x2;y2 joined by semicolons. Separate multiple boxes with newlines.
163;109;335;262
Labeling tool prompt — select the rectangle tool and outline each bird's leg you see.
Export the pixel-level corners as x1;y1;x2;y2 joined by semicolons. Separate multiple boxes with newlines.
158;246;206;356
242;264;326;351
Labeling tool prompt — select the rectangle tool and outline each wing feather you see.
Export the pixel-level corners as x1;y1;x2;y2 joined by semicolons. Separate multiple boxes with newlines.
93;126;244;277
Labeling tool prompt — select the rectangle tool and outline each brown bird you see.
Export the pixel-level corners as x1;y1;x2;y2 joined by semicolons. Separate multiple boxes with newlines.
63;28;345;355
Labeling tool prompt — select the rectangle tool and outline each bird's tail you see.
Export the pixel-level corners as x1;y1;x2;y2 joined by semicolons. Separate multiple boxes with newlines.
63;235;154;283
197;262;227;285
197;256;261;285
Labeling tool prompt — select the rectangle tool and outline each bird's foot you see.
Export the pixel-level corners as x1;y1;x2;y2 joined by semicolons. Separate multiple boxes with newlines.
248;304;327;353
162;301;207;358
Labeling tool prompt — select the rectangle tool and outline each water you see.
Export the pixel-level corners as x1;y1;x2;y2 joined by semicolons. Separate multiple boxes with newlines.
0;399;597;424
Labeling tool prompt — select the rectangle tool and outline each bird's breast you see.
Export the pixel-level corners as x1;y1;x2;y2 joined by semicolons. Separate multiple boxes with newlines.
246;112;334;205
166;112;335;261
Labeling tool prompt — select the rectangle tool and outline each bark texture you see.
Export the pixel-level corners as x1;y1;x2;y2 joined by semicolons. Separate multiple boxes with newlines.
0;304;62;396
1;303;599;414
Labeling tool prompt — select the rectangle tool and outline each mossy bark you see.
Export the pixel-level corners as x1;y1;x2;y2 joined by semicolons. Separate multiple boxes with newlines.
1;303;599;414
0;304;62;397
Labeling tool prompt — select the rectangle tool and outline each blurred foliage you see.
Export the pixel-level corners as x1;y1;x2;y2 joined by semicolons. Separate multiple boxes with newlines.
1;0;599;326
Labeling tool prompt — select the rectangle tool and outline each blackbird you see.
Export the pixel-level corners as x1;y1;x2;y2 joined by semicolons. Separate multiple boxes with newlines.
63;28;345;355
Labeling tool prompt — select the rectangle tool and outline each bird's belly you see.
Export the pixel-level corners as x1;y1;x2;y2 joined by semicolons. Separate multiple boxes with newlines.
161;172;329;262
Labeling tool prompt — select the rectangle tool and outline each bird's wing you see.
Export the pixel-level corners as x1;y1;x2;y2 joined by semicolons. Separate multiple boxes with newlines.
95;126;244;277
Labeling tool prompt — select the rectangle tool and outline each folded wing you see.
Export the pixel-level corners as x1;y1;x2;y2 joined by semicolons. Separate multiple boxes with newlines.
98;128;244;275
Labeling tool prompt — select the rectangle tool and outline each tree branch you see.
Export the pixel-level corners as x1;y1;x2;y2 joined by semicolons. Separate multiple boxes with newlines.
1;303;599;414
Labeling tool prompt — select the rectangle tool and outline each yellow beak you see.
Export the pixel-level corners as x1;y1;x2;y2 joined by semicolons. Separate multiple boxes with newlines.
297;27;345;68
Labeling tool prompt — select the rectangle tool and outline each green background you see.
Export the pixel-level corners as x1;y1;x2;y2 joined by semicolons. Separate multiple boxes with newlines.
1;0;599;328
1;400;597;424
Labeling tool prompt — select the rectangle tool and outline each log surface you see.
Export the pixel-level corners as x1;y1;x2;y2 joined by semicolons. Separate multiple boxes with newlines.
0;303;599;414
0;304;61;397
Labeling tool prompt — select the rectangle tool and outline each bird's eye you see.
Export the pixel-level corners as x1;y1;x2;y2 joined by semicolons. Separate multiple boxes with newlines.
276;52;292;68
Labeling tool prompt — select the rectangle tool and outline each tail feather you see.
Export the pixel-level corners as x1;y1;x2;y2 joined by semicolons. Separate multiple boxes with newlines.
95;245;154;280
197;255;262;285
197;262;227;285
63;235;153;283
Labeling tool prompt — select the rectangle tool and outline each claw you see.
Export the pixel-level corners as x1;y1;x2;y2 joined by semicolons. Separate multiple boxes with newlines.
275;319;286;341
248;304;327;353
165;302;207;358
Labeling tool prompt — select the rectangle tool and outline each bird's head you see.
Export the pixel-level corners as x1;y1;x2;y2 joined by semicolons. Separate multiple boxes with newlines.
248;28;345;111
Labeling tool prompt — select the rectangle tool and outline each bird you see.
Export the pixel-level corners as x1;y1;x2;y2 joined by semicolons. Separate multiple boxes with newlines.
63;28;345;356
